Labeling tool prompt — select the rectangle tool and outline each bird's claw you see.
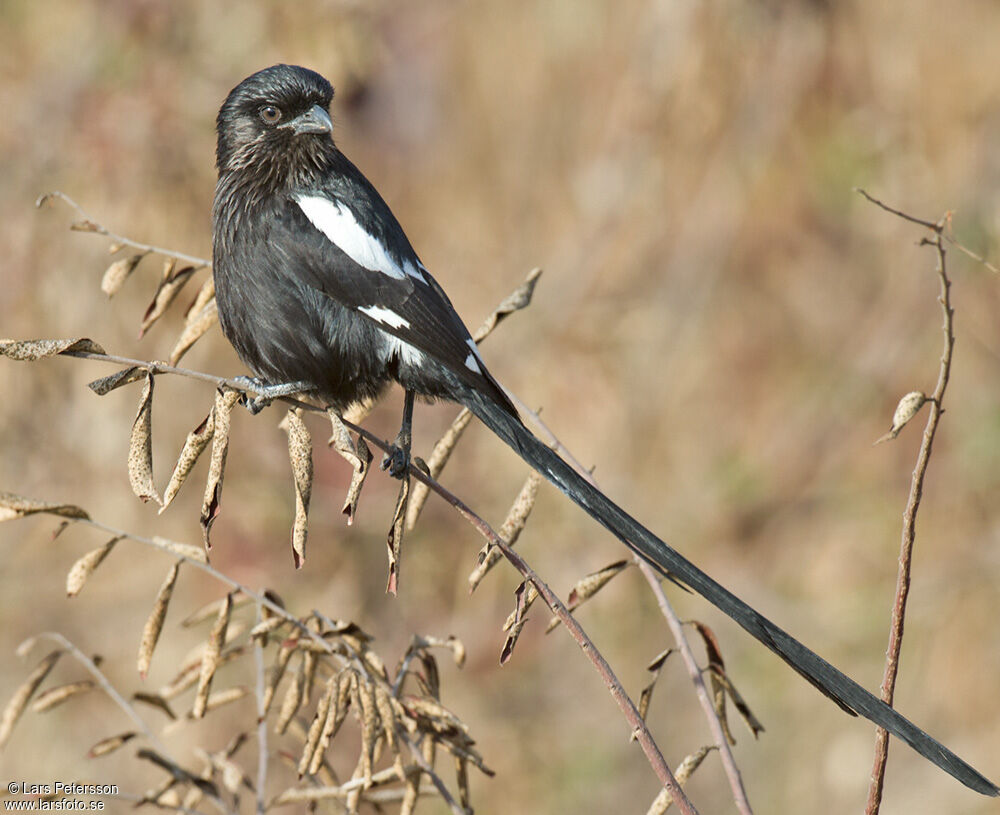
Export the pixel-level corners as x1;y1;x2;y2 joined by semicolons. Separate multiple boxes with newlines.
232;376;272;414
381;445;410;479
232;376;313;414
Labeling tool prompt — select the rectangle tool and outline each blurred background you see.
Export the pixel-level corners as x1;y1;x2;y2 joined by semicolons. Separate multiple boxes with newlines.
2;0;999;812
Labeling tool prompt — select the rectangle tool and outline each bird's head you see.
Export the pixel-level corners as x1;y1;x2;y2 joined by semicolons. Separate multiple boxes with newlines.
216;64;335;179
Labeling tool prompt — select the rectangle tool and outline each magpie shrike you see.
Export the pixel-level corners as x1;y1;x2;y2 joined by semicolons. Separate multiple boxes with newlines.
212;64;996;795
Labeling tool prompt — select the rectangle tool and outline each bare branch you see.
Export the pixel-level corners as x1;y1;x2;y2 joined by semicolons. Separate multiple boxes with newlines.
507;395;752;813
862;205;956;814
856;188;999;274
36;192;211;270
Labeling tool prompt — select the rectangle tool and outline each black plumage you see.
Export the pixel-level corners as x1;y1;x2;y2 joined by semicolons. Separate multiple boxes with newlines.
212;64;997;796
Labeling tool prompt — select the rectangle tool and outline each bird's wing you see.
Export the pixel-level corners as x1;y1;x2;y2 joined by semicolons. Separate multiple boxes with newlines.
270;189;512;409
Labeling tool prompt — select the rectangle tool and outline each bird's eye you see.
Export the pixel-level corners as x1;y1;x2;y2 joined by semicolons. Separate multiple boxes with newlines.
259;105;282;124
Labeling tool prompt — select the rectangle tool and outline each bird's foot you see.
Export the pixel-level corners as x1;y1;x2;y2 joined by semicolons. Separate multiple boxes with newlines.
233;376;314;415
381;441;411;479
381;390;415;479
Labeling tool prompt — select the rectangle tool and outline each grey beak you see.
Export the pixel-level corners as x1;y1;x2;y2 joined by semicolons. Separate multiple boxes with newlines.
284;104;332;135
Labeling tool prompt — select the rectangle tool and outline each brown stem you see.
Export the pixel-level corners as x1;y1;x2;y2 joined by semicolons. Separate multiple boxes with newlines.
510;393;751;813
864;231;954;814
36;191;210;269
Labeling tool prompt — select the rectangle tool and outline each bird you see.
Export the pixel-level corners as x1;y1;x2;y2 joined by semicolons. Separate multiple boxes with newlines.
212;64;997;796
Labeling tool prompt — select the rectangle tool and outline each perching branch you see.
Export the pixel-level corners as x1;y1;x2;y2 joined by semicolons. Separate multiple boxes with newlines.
14;347;696;814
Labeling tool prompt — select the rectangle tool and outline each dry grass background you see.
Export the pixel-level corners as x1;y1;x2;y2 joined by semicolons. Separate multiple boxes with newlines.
1;0;1000;812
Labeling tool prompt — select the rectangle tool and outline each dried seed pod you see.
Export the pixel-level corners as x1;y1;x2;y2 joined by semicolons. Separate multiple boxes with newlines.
87;366;146;396
101;252;147;297
275;658;305;734
299;677;336;777
136;749;219;798
199;388;241;547
139;261;197;338
343;436;372;524
196;686;250;715
356;676;378;786
132;692;176;720
374;684;400;761
250;617;286;641
169;278;217;365
87;731;136;758
279;409;313;568
327;410;372;524
151;536;207;564
65;536;120;597
645;746;716;815
192;592;233;718
385;477;409;595
707;664;765;739
502;581;539;632
127;371;162;506
545;559;629;633
875;390;929;444
0;337;105;361
159;647;244;702
469;471;543;590
31;680;95;712
0;649;63;747
0;491;89;523
137;562;182;678
472;267;543;342
161;410;216;512
261;641;296;716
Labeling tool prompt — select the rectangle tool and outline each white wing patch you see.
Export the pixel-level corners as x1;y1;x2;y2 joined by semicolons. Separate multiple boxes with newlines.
296;193;424;282
358;304;411;329
464;338;483;374
404;259;428;284
388;336;425;368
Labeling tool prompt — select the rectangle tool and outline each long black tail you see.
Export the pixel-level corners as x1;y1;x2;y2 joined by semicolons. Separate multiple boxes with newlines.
460;389;998;796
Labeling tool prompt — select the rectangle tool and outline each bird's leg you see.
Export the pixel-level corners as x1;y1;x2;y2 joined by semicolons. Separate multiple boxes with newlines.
381;389;415;479
232;375;315;415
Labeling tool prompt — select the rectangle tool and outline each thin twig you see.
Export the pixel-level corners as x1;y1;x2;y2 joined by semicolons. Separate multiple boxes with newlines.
28;632;168;754
36;192;211;269
863;220;955;814
637;566;753;814
252;597;267;815
397;730;467;815
509;393;752;813
400;472;695;812
856;188;999;274
25;632;235;815
855;189;942;232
